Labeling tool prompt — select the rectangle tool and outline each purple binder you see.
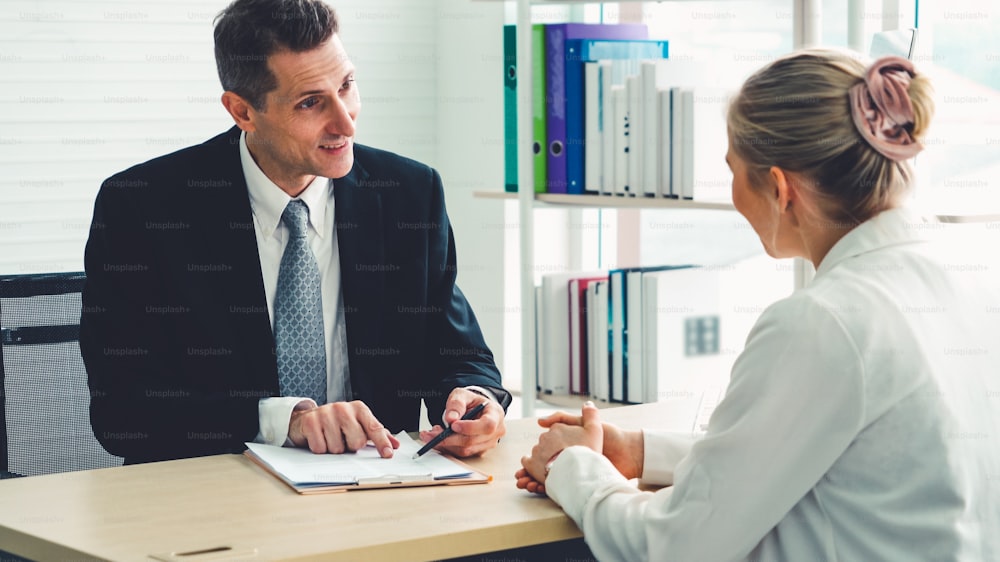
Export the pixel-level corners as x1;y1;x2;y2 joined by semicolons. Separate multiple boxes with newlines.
544;23;647;193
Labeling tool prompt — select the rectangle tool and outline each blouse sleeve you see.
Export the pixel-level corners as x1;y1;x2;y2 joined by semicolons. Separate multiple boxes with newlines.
544;294;866;562
639;430;697;486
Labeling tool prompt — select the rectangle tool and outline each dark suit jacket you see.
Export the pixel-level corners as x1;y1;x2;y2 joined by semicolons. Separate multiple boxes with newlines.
81;126;509;464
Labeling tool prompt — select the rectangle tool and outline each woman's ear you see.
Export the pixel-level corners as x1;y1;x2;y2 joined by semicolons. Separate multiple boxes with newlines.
768;166;792;213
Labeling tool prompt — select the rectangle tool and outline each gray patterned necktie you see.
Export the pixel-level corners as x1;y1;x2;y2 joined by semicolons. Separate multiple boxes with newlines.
274;199;327;404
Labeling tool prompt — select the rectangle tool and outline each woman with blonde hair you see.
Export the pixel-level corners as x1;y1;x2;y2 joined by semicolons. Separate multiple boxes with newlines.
516;49;1000;561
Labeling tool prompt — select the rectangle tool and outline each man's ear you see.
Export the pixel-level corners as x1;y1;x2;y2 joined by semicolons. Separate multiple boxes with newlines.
221;91;256;133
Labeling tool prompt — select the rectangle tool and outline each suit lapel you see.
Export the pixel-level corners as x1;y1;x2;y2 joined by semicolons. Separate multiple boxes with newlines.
186;130;385;394
192;128;277;385
333;158;384;395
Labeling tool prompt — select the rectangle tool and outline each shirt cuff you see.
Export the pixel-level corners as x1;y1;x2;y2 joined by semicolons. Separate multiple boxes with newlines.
257;396;317;447
544;445;629;525
639;430;698;486
464;385;500;404
463;385;512;411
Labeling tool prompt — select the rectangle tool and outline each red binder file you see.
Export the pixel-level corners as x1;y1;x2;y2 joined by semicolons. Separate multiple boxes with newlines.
569;275;608;395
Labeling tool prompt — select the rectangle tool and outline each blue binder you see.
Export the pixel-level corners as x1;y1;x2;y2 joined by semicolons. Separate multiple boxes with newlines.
607;263;692;402
565;39;669;194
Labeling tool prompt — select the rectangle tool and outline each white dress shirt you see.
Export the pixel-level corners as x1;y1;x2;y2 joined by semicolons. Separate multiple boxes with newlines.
545;206;1000;561
239;132;498;445
238;131;352;446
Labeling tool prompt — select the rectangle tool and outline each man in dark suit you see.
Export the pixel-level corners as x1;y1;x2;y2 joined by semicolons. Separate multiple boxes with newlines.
80;0;510;465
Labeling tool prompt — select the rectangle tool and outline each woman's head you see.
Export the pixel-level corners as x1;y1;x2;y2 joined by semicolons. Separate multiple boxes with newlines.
726;49;934;243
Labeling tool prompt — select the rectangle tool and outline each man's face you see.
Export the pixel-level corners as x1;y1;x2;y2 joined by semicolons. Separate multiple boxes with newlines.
245;34;360;193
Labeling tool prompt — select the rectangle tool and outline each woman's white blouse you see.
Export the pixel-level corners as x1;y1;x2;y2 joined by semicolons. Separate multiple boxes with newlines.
545;207;1000;562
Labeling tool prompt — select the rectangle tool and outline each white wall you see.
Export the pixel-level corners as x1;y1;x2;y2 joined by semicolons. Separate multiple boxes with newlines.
0;1;234;274
430;1;507;379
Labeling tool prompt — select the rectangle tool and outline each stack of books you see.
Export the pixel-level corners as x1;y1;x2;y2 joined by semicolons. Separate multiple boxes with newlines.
534;255;792;430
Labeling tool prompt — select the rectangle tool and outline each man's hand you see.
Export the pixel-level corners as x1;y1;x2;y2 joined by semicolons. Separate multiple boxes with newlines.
515;402;606;495
288;401;400;458
419;388;506;458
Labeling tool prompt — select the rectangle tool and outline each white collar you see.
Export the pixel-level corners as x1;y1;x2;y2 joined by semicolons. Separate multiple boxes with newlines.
815;204;935;278
239;130;331;240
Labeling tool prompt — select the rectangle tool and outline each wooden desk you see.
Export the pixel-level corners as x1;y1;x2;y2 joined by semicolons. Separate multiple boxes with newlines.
0;401;687;561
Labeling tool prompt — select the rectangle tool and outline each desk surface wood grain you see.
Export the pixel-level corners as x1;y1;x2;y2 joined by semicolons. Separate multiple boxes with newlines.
0;401;688;562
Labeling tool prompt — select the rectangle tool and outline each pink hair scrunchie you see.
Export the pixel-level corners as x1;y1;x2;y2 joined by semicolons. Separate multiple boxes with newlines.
848;56;923;161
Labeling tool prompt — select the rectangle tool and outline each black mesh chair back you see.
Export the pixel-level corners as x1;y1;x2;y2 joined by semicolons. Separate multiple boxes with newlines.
0;272;122;477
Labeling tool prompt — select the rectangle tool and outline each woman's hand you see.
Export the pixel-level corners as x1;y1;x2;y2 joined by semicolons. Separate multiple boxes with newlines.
516;402;604;494
515;402;646;495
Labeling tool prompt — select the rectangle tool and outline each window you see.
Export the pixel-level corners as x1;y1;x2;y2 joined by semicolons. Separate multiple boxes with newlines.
911;0;1000;218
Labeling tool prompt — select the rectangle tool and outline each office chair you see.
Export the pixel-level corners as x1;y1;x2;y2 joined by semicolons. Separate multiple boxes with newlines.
0;272;123;478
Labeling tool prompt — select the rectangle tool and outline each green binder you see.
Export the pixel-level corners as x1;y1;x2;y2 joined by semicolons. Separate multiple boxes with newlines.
502;24;546;193
503;25;518;192
532;24;547;193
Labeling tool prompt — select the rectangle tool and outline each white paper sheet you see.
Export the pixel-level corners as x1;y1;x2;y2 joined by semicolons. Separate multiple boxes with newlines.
245;431;472;487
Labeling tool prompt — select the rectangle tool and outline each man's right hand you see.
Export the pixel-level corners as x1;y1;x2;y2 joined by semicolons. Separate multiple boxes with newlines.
288;401;400;458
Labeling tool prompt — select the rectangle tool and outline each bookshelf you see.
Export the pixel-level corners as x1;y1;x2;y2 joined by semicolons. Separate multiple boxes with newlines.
933;213;1000;224
478;1;1000;419
482;0;822;418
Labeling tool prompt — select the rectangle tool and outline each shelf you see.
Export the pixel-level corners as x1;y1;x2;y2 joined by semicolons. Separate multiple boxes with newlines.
474;191;736;211
934;214;1000;224
535;393;626;410
477;192;1000;223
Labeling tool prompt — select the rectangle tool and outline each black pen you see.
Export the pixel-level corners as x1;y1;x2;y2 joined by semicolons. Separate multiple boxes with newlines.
412;401;488;459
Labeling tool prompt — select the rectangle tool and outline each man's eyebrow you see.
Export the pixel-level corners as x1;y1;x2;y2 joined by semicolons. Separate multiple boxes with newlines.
292;70;355;99
295;89;326;99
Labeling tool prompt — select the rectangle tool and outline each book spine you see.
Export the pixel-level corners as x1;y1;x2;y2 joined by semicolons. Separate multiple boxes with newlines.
680;88;695;200
669;87;683;199
545;25;568;194
583;61;602;194
612;85;627;197
503;25;518;193
657;89;673;198
532;24;547;194
640;61;660;198
600;67;616;196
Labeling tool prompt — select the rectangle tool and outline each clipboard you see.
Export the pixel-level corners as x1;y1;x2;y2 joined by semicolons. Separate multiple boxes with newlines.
243;433;492;495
